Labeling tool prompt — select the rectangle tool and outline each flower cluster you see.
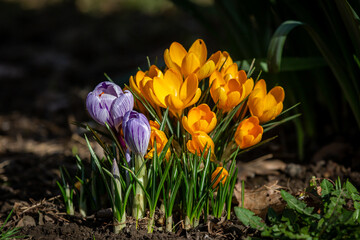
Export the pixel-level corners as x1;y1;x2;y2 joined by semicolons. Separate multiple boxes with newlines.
62;39;291;234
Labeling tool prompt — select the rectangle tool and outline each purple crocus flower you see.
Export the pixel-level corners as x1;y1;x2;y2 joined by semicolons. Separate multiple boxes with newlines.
86;81;123;127
122;110;151;157
110;90;134;130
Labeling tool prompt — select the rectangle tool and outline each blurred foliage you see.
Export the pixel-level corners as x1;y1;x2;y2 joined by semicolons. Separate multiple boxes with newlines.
3;0;174;14
171;0;360;160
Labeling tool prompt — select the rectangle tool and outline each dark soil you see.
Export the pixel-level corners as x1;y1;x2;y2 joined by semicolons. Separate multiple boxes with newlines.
1;1;360;239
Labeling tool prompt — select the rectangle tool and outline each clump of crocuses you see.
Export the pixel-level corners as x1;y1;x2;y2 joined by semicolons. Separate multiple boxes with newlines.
58;39;298;234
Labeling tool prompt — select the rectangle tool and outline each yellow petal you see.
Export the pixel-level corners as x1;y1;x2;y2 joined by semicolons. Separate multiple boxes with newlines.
243;78;254;98
182;116;192;134
197;60;216;80
180;73;198;102
129;75;141;95
253;79;267;98
164;49;181;72
269;86;285;103
248;96;264;118
185;88;201;108
226;91;241;111
145;81;166;108
224;63;238;79
165;94;184;116
181;52;200;78
187;107;201;126
186;139;196;154
169;42;187;67
209;70;223;88
152;69;182;106
148;65;163;78
214;87;228;109
189;39;207;65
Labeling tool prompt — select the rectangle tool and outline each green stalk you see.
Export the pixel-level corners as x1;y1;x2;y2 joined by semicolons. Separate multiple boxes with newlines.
166;215;173;232
193;218;200;228
184;216;192;230
132;154;147;219
147;213;155;233
79;182;87;217
65;183;74;215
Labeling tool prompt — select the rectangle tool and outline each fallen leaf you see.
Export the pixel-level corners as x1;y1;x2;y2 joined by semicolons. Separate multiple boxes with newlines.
234;181;285;219
237;154;286;180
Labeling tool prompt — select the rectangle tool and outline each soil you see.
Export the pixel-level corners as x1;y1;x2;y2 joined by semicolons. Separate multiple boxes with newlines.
1;1;360;239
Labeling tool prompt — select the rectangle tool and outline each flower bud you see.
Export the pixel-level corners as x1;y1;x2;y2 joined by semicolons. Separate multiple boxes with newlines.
110;90;134;129
186;131;215;157
247;79;285;123
122;110;151;157
86;81;123;127
211;167;228;189
182;104;217;135
235;116;263;149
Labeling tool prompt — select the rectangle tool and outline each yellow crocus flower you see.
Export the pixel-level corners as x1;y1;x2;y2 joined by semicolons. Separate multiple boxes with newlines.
182;104;217;135
145;125;171;160
151;68;201;116
208;50;233;71
210;68;254;113
211;166;228;189
186;131;215;157
129;65;164;113
234;116;263;149
247;79;285;123
164;39;216;80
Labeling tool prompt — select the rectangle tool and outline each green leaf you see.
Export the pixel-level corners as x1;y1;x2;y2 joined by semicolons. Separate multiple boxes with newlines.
267;20;304;73
281;190;320;219
320;179;334;197
234;207;266;230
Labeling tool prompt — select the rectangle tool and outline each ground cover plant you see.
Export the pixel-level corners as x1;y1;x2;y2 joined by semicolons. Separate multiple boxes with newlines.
235;178;360;239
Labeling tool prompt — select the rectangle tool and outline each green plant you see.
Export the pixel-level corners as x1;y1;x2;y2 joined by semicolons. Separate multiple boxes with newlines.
0;209;23;240
235;178;360;239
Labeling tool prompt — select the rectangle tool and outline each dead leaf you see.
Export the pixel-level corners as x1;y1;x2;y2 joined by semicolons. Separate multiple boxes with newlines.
234;181;285;219
237;154;286;180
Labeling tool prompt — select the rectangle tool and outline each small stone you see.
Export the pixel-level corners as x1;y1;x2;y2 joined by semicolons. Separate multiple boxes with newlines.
16;215;36;227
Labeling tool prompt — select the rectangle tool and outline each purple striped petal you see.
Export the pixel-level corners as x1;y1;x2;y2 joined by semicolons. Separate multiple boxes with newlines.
93;81;123;97
122;110;150;156
86;92;113;126
110;90;134;129
86;81;123;127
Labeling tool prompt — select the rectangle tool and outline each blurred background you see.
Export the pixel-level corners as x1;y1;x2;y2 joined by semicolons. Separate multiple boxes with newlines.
0;0;359;165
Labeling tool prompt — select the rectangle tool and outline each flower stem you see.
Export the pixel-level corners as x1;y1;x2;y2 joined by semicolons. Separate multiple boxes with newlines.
166;215;173;232
114;213;126;234
147;211;155;233
184;216;191;230
132;154;147;219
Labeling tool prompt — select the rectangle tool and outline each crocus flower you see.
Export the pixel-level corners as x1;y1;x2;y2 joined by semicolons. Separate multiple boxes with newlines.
211;166;228;189
210;68;254;113
145;126;171;160
187;131;215;157
151;69;201;116
122;110;151;157
208;51;233;71
129;65;163;111
86;81;123;127
247;79;285;123
182;104;217;135
234;116;263;149
110;90;134;130
164;39;216;80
